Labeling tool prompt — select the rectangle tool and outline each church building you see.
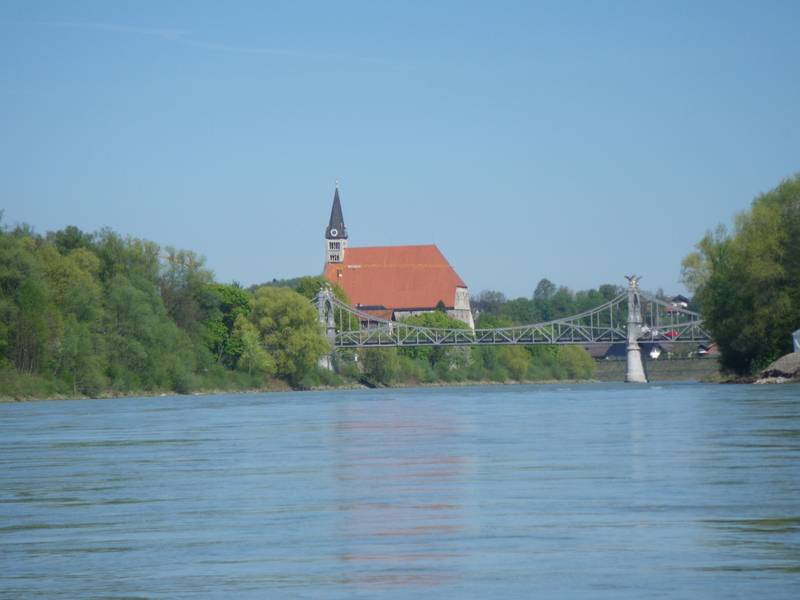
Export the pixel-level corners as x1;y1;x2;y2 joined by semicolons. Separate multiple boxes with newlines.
322;187;475;328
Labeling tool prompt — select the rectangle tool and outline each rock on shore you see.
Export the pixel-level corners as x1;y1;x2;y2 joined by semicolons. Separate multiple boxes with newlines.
756;352;800;384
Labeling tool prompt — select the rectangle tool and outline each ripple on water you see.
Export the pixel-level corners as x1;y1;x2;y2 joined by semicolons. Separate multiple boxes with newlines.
0;383;799;599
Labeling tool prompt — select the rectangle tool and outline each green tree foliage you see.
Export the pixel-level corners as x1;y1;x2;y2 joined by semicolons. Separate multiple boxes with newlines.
557;345;596;379
0;220;335;398
472;290;506;314
682;174;800;374
201;283;252;367
475;279;624;327
502;297;541;324
400;311;469;368
48;225;93;254
104;273;197;392
524;345;595;381
250;286;329;386
497;346;530;380
292;275;349;303
467;287;604;382
360;348;399;386
533;278;556;302
0;215;608;398
94;228;160;284
159;247;214;335
13;273;54;373
232;314;275;376
56;315;105;395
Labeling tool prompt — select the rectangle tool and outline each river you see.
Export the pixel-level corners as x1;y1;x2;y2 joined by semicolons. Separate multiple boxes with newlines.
1;383;799;598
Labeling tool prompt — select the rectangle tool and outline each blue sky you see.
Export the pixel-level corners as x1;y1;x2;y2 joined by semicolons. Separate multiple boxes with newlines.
2;1;798;298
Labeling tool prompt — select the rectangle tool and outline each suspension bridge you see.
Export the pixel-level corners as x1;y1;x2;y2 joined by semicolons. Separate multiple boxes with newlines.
314;276;711;383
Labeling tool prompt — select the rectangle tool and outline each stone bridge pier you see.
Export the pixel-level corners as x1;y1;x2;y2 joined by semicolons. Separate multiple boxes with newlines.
624;275;648;383
317;286;336;370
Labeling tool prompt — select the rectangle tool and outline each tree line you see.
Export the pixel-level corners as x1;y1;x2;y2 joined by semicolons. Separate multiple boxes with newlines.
347;280;621;387
1;219;612;399
0;221;329;399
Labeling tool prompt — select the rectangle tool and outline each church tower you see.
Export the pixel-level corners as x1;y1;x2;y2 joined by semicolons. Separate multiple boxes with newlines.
325;186;348;264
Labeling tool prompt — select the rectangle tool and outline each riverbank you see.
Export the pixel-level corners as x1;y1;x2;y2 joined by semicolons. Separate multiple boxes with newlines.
0;376;293;403
0;377;598;403
718;352;800;385
2;362;722;403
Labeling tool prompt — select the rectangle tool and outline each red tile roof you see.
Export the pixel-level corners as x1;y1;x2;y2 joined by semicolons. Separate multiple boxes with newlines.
323;244;467;311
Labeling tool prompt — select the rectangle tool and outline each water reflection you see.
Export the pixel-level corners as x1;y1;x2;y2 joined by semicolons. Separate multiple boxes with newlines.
332;398;469;588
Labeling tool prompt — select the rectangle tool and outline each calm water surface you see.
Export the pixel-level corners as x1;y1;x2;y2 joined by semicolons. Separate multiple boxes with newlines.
1;383;799;598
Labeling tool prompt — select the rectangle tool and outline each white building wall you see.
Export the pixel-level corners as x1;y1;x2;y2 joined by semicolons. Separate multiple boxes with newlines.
450;287;475;328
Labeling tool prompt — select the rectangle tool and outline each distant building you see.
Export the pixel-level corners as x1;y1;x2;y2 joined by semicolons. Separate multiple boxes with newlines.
697;342;719;356
322;187;475;328
665;294;690;313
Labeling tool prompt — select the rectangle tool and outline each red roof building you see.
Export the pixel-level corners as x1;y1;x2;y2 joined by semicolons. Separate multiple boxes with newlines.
321;189;474;328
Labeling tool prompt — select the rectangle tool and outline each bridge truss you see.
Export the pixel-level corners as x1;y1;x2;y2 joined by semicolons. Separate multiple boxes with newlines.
315;287;711;349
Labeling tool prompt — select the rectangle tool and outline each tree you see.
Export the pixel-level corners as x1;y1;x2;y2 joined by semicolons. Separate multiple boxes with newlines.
159;247;214;334
550;286;575;318
682;174;800;374
360;348;399;385
201;283;252;366
473;290;506;315
533;278;556;302
13;274;53;373
250;286;329;386
294;276;328;300
293;275;349;304
400;311;468;367
104;273;196;392
36;244;102;322
501;297;539;324
574;288;605;313
598;284;622;302
232;314;274;376
497;346;530;380
94;229;160;284
56;315;105;395
48;225;94;254
558;345;595;380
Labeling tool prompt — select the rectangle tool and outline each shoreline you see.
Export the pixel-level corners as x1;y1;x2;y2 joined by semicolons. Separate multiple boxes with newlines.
1;375;730;404
0;378;585;403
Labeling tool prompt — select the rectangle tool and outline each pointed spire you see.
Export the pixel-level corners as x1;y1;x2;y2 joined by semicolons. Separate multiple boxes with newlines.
326;185;347;240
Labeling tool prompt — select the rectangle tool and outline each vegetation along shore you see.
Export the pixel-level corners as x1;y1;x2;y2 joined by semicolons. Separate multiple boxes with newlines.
2;174;798;401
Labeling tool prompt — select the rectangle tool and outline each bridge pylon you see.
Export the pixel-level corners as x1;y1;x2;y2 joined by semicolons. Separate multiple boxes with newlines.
624;275;648;383
317;285;336;370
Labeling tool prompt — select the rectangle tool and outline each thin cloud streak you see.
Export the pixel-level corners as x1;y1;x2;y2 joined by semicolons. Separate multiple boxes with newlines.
23;19;392;65
181;39;391;65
